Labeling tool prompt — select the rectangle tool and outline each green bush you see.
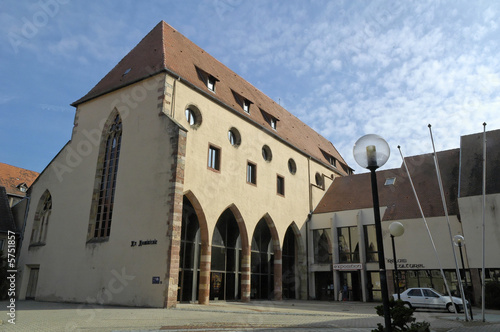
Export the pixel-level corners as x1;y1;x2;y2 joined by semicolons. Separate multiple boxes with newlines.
372;300;430;332
485;281;500;309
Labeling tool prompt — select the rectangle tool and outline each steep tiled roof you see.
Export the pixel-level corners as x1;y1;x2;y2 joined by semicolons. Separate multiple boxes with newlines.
314;149;460;221
459;129;500;197
0;186;16;233
72;21;351;174
0;162;39;197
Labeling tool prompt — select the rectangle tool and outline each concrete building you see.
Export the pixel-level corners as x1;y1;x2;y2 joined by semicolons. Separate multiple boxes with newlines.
16;21;352;308
310;129;500;306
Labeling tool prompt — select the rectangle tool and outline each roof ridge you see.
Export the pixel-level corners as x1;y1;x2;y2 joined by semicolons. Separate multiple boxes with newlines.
0;162;39;174
71;21;352;174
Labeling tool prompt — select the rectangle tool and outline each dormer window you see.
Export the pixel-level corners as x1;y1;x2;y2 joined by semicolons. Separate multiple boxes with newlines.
195;66;218;93
17;183;28;193
320;149;337;168
243;99;250;113
328;156;336;167
231;90;252;114
207;75;216;92
270;117;277;130
260;109;278;130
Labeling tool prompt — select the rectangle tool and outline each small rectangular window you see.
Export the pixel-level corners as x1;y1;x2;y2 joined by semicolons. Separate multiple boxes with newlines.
207;76;216;92
270;118;277;130
208;145;221;171
277;175;285;196
243;99;250;113
247;161;256;185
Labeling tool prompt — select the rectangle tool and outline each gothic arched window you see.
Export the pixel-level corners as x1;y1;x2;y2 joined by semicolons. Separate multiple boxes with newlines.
90;113;122;240
30;190;52;246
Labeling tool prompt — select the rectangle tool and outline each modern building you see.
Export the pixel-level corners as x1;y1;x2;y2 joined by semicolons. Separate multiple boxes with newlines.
310;129;500;306
16;21;352;308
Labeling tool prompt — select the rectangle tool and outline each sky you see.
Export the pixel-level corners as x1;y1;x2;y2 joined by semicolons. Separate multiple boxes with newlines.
1;0;499;174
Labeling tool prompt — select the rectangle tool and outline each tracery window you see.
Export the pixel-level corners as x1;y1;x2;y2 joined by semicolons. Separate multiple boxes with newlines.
30;190;52;246
90;113;122;240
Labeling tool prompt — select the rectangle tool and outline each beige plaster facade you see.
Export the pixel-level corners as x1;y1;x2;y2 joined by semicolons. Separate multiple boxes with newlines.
16;22;350;308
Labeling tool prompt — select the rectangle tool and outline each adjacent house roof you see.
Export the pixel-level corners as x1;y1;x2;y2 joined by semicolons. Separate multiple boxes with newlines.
0;162;39;198
72;21;352;175
0;186;16;234
314;149;460;221
459;129;500;197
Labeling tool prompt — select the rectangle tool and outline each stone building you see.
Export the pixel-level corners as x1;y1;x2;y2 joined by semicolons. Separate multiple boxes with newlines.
16;21;351;308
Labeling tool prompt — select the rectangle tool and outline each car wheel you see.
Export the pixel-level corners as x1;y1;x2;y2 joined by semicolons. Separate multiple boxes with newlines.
404;302;412;309
447;303;458;313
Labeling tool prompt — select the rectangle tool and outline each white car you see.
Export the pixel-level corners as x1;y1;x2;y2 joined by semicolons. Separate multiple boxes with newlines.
393;287;467;312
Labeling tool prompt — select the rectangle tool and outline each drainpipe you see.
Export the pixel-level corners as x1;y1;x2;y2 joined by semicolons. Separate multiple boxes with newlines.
306;157;313;299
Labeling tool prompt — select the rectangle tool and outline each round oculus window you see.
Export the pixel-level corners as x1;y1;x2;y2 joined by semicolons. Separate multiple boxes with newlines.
288;158;297;175
262;145;272;162
185;106;202;127
228;128;241;147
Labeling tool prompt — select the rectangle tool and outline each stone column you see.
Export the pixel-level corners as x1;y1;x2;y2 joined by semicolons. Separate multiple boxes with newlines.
241;245;251;302
198;244;211;304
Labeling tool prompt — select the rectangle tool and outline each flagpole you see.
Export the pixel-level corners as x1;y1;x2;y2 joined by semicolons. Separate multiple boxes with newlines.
398;146;459;319
428;125;469;321
482;122;487;322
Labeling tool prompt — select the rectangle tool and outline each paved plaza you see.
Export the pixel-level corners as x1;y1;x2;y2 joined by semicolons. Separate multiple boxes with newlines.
1;300;500;332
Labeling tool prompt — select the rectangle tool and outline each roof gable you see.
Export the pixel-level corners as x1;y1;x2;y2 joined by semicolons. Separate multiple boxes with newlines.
72;21;351;175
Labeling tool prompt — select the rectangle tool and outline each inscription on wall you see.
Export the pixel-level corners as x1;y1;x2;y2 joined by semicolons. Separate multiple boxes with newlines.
131;239;158;247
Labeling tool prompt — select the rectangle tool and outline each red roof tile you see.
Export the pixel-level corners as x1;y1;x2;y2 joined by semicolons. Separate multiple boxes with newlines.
0;162;39;197
72;21;351;174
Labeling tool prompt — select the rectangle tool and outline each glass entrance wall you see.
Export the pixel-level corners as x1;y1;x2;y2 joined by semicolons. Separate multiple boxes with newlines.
251;218;274;299
178;197;201;302
210;209;242;301
313;229;331;264
315;271;333;301
338;226;359;263
339;271;362;301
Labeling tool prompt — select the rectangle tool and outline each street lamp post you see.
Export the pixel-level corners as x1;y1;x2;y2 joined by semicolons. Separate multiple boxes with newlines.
389;222;405;300
353;134;392;332
454;235;473;320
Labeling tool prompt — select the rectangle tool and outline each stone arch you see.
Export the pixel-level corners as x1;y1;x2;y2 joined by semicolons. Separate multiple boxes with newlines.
182;190;210;304
30;189;52;245
282;221;307;300
251;213;282;300
209;204;250;302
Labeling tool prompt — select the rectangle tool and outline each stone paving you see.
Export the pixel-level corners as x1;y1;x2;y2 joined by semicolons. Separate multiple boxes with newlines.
0;300;499;331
